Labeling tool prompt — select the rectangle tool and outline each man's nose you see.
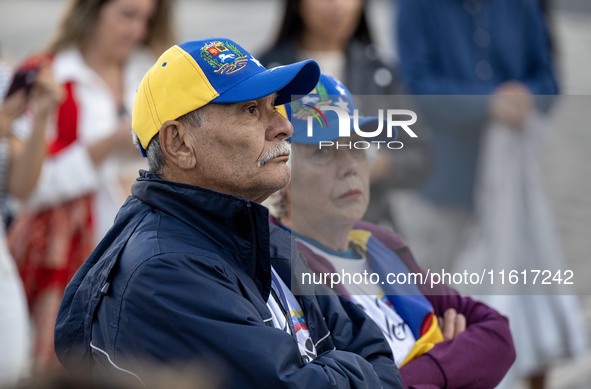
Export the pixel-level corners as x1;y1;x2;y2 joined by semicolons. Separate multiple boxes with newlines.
266;109;293;141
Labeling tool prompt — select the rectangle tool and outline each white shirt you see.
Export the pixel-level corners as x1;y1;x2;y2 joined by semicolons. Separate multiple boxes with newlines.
299;239;416;366
20;48;154;241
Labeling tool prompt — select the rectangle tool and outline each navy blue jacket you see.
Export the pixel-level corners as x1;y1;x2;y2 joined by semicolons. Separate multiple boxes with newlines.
55;171;402;388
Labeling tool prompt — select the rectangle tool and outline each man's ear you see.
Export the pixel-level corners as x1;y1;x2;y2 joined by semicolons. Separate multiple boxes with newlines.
159;120;197;170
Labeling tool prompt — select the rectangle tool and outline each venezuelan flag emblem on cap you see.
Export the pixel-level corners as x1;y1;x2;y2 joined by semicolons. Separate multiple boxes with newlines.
132;37;320;150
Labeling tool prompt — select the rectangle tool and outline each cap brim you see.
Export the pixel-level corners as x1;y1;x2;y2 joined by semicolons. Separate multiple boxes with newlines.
290;116;397;144
212;60;320;105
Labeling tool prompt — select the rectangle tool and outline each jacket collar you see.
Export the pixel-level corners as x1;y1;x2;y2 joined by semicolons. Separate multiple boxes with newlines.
131;170;272;297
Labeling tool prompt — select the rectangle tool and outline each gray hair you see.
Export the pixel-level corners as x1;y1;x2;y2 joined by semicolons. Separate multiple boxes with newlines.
177;107;205;129
132;108;205;176
132;131;165;176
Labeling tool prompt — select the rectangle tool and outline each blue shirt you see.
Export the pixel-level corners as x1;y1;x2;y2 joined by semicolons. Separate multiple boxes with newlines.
397;0;558;208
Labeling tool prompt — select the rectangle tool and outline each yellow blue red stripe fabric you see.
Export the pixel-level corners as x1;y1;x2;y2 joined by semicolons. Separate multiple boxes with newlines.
349;230;443;366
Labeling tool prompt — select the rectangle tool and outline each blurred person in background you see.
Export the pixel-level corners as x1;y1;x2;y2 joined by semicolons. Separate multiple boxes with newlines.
259;0;397;94
395;0;556;281
6;0;175;373
395;0;586;387
259;0;431;229
0;54;62;385
268;73;516;388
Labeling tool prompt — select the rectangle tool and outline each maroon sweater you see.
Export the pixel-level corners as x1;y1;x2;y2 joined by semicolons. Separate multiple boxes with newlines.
295;219;516;389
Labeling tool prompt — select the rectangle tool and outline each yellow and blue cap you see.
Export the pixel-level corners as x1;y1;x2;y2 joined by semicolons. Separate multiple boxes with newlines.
132;38;320;150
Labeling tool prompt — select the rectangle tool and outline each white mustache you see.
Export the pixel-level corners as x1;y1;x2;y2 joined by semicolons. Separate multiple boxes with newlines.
257;142;291;167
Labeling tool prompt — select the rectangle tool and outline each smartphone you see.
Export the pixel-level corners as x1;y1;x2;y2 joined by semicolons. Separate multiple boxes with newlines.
4;65;39;99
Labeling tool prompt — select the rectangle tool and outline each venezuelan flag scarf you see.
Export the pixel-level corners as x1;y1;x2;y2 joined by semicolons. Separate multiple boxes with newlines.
347;229;444;366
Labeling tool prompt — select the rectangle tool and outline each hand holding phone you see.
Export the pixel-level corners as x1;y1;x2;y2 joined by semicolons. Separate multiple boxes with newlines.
0;90;27;136
4;65;40;99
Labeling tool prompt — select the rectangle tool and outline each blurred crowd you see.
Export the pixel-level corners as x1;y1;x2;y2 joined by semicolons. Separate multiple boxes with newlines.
0;0;589;388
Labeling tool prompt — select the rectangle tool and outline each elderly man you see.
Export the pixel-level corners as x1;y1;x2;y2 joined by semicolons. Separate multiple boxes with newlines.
54;38;402;388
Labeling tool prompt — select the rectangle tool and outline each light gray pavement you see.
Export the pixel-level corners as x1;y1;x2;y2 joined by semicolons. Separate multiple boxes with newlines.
0;1;590;387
